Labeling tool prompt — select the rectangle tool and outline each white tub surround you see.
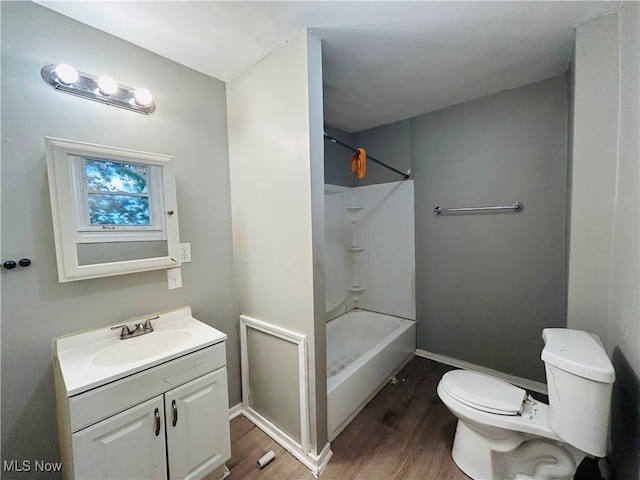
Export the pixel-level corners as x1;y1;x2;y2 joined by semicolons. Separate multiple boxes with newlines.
324;185;350;320
324;181;415;321
327;310;416;441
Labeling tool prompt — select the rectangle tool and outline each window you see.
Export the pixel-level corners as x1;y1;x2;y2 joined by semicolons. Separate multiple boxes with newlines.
45;137;180;282
85;158;150;226
71;156;166;243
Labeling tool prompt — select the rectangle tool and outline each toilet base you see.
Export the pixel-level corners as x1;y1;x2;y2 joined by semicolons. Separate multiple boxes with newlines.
451;420;586;480
452;419;523;479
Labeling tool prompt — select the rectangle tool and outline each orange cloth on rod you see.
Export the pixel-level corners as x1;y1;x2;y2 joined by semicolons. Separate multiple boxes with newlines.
351;148;367;179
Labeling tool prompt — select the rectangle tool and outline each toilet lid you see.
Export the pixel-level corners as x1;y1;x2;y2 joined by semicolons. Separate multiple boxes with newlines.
441;370;526;415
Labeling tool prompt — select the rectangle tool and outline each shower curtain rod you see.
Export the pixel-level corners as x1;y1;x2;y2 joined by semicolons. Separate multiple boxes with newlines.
323;132;410;180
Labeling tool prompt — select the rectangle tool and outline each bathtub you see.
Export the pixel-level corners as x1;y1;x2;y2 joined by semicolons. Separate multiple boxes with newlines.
326;309;416;440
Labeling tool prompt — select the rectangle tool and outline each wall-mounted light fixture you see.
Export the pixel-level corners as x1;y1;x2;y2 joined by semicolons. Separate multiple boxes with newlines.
41;64;156;114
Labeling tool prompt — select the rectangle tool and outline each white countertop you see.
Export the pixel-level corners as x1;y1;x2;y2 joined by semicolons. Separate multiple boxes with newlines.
53;306;227;396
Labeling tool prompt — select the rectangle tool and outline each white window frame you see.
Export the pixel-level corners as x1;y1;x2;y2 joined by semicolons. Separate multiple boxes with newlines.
70;156;167;244
45;137;181;282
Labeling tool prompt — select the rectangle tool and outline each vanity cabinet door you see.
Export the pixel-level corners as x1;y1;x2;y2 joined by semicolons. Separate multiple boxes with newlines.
71;395;167;480
165;369;231;480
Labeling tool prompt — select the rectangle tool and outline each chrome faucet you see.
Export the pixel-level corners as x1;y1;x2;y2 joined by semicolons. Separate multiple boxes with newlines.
111;316;157;340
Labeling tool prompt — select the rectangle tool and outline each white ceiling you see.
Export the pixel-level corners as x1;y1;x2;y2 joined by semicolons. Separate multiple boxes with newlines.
37;1;620;133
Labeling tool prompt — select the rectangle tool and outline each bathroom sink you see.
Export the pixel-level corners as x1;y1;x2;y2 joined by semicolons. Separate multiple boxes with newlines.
92;330;193;367
53;306;227;396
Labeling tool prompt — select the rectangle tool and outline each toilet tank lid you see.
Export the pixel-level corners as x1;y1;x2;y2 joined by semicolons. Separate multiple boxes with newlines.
541;329;615;383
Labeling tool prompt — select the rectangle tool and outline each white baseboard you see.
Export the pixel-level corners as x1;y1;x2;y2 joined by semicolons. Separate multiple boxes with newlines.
415;348;548;395
308;442;333;478
241;407;333;477
229;403;243;420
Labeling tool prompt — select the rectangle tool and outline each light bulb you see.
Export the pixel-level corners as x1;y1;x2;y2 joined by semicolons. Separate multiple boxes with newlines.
133;87;153;106
97;75;118;95
54;64;78;85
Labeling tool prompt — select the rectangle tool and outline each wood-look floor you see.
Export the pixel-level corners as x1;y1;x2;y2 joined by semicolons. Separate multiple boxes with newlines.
226;356;600;480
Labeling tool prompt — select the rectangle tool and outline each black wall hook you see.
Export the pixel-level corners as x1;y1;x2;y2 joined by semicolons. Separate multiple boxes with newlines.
2;258;32;269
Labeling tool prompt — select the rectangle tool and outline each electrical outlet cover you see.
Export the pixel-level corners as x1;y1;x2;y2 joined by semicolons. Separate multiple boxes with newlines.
180;243;191;263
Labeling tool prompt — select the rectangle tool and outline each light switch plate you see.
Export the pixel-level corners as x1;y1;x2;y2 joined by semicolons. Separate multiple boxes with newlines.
167;268;182;289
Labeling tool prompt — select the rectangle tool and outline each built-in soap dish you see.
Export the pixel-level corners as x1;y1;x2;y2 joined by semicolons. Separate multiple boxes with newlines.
347;246;364;253
348;285;366;303
346;206;363;223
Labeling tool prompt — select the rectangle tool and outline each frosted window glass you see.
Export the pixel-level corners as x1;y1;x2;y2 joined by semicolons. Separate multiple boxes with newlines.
88;194;150;225
85;159;151;226
85;159;148;193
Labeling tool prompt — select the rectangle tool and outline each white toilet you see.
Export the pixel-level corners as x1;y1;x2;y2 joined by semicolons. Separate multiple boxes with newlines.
437;328;615;480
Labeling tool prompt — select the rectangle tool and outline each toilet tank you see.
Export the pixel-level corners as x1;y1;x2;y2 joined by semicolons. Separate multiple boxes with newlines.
541;328;615;458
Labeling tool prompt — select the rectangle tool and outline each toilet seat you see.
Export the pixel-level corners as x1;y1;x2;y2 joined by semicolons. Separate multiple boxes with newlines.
439;370;527;415
438;371;561;441
437;368;584;480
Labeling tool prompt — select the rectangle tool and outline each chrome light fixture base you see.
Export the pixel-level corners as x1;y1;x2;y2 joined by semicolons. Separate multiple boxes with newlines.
41;64;156;115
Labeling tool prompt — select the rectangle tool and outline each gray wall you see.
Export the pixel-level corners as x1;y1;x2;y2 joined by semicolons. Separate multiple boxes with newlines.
227;30;328;456
323;76;568;383
324;125;354;187
1;2;239;474
324;121;411;187
413;76;568;383
352;119;412;186
569;5;640;478
609;5;640;477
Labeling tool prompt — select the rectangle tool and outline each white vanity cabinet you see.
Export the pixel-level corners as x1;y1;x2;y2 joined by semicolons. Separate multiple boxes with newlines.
71;368;230;479
53;307;231;480
165;368;230;479
72;396;168;479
